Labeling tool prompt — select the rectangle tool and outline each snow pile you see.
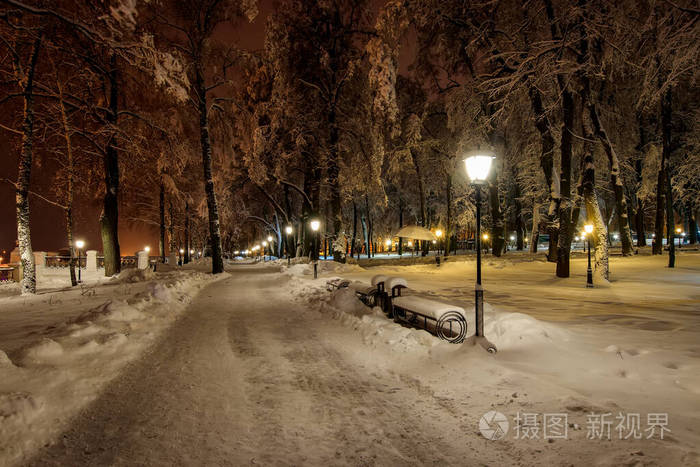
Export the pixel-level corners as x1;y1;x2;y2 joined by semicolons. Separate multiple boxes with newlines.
484;310;570;349
299;287;443;352
0;270;223;467
283;260;364;277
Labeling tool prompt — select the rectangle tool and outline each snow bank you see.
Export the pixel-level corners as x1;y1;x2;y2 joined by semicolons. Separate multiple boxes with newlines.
283;260;364;278
0;270;224;467
484;311;570;349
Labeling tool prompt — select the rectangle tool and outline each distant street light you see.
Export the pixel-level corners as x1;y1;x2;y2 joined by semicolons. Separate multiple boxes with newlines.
310;219;321;279
144;246;150;253
464;151;496;352
676;227;682;250
584;224;594;288
435;229;443;255
385;238;392;253
285;225;293;265
75;239;85;282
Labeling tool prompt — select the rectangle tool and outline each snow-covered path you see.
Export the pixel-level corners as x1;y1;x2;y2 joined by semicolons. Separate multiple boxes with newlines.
27;266;515;466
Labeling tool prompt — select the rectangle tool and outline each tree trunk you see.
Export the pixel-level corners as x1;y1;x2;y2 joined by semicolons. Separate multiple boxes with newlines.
159;181;166;262
662;88;675;267
653;164;665;254
582;88;609;280
556;88;575;277
687;202;697;245
398;198;404;256
445;176;452;257
327;107;344;262
184;201;190;264
365;195;374;258
16;36;42;295
530;201;540;254
57;76;77;287
100;54;122;277
528;87;560;262
350;200;357;258
488;176;505;257
589;102;634;256
361;214;369;259
195;63;224;274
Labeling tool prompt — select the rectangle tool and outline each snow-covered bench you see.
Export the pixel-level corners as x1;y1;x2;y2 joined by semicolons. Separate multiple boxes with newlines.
391;295;467;344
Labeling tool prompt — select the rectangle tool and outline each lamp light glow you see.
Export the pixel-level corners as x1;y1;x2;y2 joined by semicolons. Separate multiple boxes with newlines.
144;246;150;253
483;233;489;240
262;241;268;247
464;152;495;183
310;219;320;232
584;224;594;234
75;240;85;249
179;249;184;253
267;235;273;242
385;239;391;246
285;225;293;234
435;229;443;238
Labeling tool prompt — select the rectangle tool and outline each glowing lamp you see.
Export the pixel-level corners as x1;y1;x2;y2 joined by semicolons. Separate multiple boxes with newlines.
483;233;489;240
262;241;268;247
267;235;273;242
584;224;594;234
464;152;495;184
285;226;293;235
435;229;443;238
310;219;320;232
144;246;150;253
75;240;85;249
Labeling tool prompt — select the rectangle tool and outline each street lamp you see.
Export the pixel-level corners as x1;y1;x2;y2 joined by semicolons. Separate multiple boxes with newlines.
464;151;496;352
310;219;320;279
435;229;443;255
75;239;85;282
676;227;682;250
584;224;594;288
285;225;293;265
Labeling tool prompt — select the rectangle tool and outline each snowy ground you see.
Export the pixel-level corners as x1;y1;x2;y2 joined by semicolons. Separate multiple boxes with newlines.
1;252;699;465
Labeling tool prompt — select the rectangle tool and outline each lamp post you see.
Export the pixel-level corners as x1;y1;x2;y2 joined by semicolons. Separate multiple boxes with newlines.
267;235;274;259
676;227;682;250
75;240;85;282
464;152;497;353
262;241;269;261
285;225;293;265
310;219;320;279
385;238;392;254
584;224;594;288
435;229;443;256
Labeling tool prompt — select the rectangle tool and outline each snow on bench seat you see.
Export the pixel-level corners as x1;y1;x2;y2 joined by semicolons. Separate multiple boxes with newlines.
384;277;408;291
347;281;374;294
392;296;465;320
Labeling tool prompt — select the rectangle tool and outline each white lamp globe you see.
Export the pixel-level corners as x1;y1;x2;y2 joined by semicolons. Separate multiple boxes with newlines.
262;241;268;247
310;219;320;232
285;226;293;235
267;235;273;242
144;246;150;253
584;224;594;234
464;152;495;183
75;240;85;249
